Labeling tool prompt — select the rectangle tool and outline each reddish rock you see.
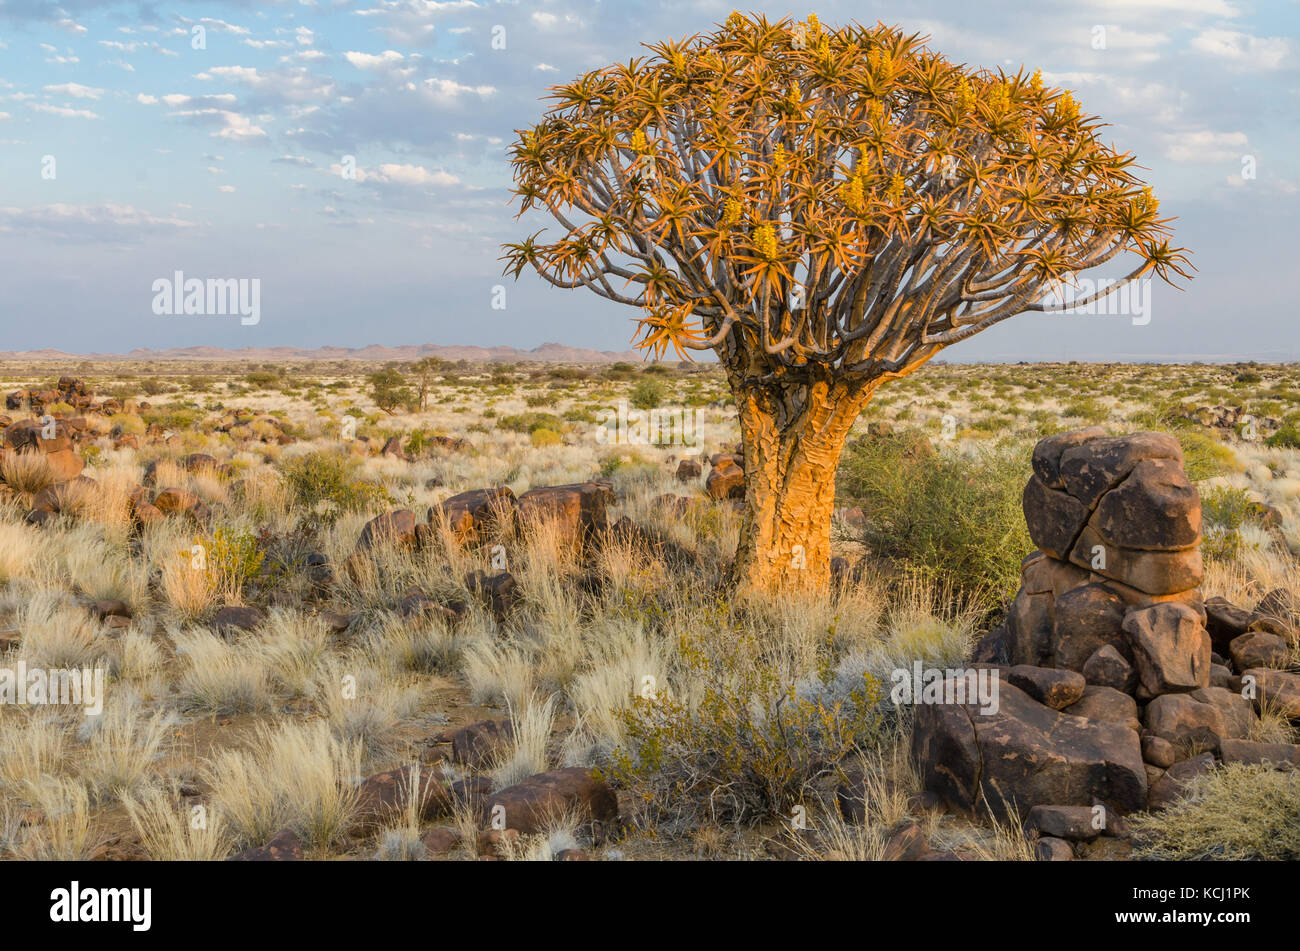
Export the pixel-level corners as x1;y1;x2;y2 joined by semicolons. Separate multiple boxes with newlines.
482;767;618;835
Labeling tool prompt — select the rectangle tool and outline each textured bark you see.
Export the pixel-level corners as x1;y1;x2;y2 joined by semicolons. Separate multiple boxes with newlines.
727;375;872;594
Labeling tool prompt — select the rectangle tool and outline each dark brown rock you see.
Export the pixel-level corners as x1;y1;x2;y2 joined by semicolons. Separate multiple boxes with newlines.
482;768;617;835
1006;665;1087;710
1122;602;1211;696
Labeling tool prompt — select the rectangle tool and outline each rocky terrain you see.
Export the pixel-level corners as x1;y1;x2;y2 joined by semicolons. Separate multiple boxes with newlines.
0;360;1295;862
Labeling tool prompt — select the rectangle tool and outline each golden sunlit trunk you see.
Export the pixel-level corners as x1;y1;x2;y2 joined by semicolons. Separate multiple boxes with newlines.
727;378;871;595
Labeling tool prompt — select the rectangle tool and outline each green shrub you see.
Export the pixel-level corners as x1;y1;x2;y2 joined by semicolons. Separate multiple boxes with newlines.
279;451;392;521
630;379;667;410
1130;765;1300;860
837;431;1031;603
602;633;884;828
1265;422;1300;449
1200;486;1250;562
1178;432;1241;481
496;412;563;434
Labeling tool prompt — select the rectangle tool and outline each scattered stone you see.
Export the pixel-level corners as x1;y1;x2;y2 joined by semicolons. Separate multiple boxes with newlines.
1026;804;1102;842
212;605;267;634
1006;665;1086;710
1229;631;1289;671
1218;738;1300;769
482;768;617;835
1141;734;1177;769
1147;752;1215;811
1082;644;1137;693
1121;602;1211;696
1034;836;1074;861
227;828;304;861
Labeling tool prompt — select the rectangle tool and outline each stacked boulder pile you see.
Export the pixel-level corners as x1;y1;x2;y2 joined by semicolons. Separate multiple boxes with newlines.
913;428;1299;855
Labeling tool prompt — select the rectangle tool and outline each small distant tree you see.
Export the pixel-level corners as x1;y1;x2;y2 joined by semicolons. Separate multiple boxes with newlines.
368;368;413;415
411;356;446;411
504;13;1191;593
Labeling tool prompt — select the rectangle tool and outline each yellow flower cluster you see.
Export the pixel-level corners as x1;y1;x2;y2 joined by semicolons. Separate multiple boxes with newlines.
956;77;974;113
722;197;743;228
631;129;647;152
1030;69;1044;93
885;172;906;203
752;223;778;259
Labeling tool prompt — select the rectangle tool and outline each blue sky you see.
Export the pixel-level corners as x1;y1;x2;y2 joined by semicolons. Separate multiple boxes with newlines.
0;0;1297;359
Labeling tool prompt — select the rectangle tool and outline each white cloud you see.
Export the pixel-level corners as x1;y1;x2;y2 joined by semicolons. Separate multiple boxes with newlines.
1163;129;1248;163
327;162;460;187
345;50;405;69
29;103;99;119
43;83;103;99
170;108;268;141
1190;29;1293;70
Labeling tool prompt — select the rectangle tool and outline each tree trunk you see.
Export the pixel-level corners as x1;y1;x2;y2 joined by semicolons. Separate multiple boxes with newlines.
727;376;873;595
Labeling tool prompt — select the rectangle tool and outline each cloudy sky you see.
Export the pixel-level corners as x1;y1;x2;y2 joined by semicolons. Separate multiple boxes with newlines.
0;0;1296;360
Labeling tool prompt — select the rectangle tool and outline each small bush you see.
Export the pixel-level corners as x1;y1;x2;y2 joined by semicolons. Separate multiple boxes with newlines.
530;428;562;448
1130;765;1300;860
497;412;564;434
630;380;667;410
279;451;392;521
837;431;1031;603
1200;486;1250;562
1178;432;1241;481
602;635;884;828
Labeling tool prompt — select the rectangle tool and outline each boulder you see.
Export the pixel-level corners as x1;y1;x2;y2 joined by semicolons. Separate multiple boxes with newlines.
675;458;702;481
1218;739;1300;769
1005;665;1086;710
1026;804;1104;842
705;460;745;501
1240;668;1300;718
1057;431;1183;509
356;509;419;552
482;767;618;835
446;719;514;770
910;681;1147;821
1031;427;1108;490
227;828;304;861
1082;645;1137;693
1089;458;1200;551
429;487;517;544
353;765;451;834
1062;685;1139;732
1022;475;1089;561
1052;583;1128;671
517;482;612;543
1204;597;1252;655
1121;602;1211;696
213;605;267;634
1229;631;1288;671
1147;753;1215;811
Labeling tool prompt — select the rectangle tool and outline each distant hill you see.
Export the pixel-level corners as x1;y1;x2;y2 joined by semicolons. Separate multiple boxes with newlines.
0;342;650;364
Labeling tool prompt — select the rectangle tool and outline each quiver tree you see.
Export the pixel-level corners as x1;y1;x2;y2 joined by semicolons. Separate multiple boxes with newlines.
503;13;1191;593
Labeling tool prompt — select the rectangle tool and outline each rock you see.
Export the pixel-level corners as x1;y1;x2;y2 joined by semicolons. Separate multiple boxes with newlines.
1035;836;1074;861
910;681;1147;821
1063;685;1139;732
482;768;618;835
1147;753;1215;811
1122;602;1211;696
1205;597;1252;655
675;458;702;481
430;487;517;544
1252;588;1298;639
463;570;522;623
1069;523;1203;595
970;626;1009;665
420;827;462;856
396;588;459;624
555;848;590;861
1143;694;1226;748
1210;663;1233;689
93;600;131;621
517;482;611;543
1026;804;1103;841
475;828;521;858
356;509;419;552
353;765;451;834
1053;584;1128;672
881;820;928;861
447;719;514;770
705;460;745;501
1058;431;1183;509
212;605;266;634
1141;735;1177;769
1022;475;1090;561
1031;427;1108;490
1229;631;1288;671
1006;665;1086;710
227;828;304;861
1006;588;1055;668
1090;459;1200;551
1218;739;1300;769
1240;668;1300;718
183;453;219;473
1189;686;1257;739
1082;644;1137;693
1020;550;1090;598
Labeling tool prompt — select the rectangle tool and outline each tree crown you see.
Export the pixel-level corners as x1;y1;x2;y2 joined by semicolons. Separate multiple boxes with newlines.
504;13;1191;383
